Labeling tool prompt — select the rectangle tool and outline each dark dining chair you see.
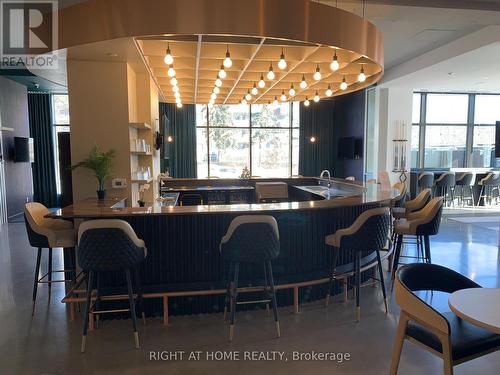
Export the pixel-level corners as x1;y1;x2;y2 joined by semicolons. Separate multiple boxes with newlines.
390;263;500;375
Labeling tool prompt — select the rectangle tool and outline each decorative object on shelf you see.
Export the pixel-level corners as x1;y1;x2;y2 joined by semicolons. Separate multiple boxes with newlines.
392;120;408;183
154;131;163;150
137;183;150;207
239;166;251;180
71;145;115;200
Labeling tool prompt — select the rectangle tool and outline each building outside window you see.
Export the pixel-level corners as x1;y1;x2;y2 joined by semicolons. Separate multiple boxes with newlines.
51;94;70;194
411;92;499;169
196;103;299;178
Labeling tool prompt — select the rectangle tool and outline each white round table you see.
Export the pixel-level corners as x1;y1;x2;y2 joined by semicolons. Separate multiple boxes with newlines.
448;288;500;334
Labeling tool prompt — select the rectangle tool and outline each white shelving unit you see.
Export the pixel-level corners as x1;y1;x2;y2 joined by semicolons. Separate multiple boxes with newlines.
129;122;153;206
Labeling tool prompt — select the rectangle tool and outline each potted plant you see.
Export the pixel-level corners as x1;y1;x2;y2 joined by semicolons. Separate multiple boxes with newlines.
71;145;115;200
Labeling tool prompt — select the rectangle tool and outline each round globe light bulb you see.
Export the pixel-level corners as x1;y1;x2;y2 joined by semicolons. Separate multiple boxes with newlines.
340;79;348;90
176;102;183;108
300;77;307;89
167;66;176;77
289;86;296;97
325;87;333;97
313;93;320;102
304;98;310;107
170;77;177;86
241;98;247;105
218;67;227;79
258;76;266;88
213;86;220;94
245;92;252;101
358;71;366;82
174;92;180;98
251;85;258;96
172;85;179;93
267;68;275;80
215;78;222;87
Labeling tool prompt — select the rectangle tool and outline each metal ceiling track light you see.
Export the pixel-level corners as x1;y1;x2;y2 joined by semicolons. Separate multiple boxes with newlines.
113;0;384;104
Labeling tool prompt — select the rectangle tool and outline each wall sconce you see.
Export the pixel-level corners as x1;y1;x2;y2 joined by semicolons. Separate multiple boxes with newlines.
167;135;173;143
309;136;316;143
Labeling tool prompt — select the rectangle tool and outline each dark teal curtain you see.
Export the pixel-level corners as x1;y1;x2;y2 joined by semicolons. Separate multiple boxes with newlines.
28;93;58;207
159;103;197;178
299;99;336;176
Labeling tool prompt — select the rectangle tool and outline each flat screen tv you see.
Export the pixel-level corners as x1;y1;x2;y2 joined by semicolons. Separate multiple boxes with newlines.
14;137;34;162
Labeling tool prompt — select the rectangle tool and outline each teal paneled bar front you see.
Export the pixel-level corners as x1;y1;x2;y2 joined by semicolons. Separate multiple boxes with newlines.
49;178;397;317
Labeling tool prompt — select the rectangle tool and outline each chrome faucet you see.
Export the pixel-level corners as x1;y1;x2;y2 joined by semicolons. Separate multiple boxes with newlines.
319;170;331;188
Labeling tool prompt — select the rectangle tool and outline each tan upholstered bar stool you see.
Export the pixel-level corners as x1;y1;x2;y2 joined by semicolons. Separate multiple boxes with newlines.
24;202;77;315
391;197;444;285
392;188;432;220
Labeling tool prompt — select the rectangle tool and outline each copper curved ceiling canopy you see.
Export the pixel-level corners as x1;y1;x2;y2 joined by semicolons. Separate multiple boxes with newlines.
57;0;384;105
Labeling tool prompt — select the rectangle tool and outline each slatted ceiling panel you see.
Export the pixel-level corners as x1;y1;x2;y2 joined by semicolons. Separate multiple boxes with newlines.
135;37;382;104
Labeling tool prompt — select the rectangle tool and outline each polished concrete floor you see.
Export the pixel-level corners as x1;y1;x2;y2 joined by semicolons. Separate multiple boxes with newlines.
1;212;500;374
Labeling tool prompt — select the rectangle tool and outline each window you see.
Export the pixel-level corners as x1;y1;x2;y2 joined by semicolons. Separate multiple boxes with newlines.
51;94;70;195
412;93;421;124
412;92;500;169
426;94;468;124
196;103;299;178
410;125;420;168
424;126;467;168
474;95;500;124
472;126;495;167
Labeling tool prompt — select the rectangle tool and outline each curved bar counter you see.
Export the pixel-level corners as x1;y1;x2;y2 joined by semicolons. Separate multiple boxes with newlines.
50;178;398;319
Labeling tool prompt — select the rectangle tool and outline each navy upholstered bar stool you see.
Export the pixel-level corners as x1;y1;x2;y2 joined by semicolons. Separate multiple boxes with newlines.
478;172;500;206
78;219;147;352
24;202;77;316
417;172;434;194
220;215;280;341
325;207;391;321
391;197;444;286
455;172;475;206
434;172;455;206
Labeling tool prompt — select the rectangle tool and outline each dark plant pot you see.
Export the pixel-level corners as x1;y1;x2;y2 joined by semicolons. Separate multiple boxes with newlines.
97;190;106;200
138;200;145;207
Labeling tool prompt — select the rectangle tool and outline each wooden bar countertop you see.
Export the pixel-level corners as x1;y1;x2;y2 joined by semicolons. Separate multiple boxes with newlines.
47;178;398;219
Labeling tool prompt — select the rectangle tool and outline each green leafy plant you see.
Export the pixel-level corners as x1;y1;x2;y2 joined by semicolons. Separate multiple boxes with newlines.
71;145;115;191
239;166;251;179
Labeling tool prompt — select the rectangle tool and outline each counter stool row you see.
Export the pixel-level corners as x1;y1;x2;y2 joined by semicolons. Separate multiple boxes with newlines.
23;192;443;351
418;171;500;207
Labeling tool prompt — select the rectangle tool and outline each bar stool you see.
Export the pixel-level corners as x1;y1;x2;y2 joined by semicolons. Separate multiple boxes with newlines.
478;172;499;206
391;197;444;285
455;172;475;206
24;202;77;316
392;188;432;220
325;207;391;321
391;182;407;209
220;215;280;341
417;172;434;194
78;219;147;352
434;172;455;207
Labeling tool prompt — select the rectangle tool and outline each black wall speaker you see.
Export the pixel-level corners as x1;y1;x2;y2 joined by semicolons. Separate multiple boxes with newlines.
496;121;500;158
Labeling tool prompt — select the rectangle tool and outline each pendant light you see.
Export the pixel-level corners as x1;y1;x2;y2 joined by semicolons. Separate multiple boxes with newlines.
170;76;177;86
164;43;174;65
313;64;322;81
210;92;217;100
330;50;339;71
258;74;266;88
325;84;333;97
340;76;348;90
304;97;310;107
245;90;252;101
175;97;181;104
280;90;287;102
313;91;320;102
278;48;287;70
218;64;227;79
167;65;176;77
174;92;180;99
213;86;220;94
300;74;307;89
251;82;258;96
223;45;232;68
215;77;223;87
209;99;214;106
176;102;183;108
241;97;247;105
273;96;279;106
289;83;296;97
358;65;366;82
172;85;179;93
267;62;275;80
